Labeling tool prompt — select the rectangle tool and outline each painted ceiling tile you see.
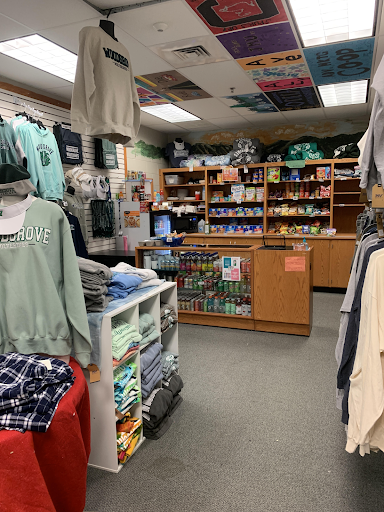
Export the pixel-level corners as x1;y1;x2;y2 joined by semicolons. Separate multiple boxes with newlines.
136;86;170;106
217;22;298;59
237;50;304;70
184;0;288;35
135;70;212;101
258;76;312;92
304;38;375;86
223;92;278;112
246;62;309;82
265;87;321;111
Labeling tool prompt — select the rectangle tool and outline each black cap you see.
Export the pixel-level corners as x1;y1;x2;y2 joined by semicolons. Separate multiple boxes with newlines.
0;163;31;184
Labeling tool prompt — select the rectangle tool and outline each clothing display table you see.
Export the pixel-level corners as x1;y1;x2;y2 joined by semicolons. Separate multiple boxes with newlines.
0;358;90;512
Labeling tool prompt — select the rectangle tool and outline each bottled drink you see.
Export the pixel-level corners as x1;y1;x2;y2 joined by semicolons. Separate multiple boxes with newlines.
241;297;248;316
160;189;164;202
236;297;242;315
230;298;236;315
246;276;251;294
180;254;186;272
225;298;231;315
223;280;229;292
247;296;252;316
240;277;247;294
202;254;208;273
204;220;210;234
228;281;234;293
203;298;208;313
191;253;197;273
219;296;226;313
208;295;214;313
186;254;191;274
214;296;220;313
207;255;213;273
234;280;240;294
196;254;202;273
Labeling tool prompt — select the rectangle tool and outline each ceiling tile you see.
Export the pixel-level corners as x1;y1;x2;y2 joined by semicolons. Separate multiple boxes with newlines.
0;0;97;30
281;109;326;122
323;104;369;120
178;98;239;118
240;112;286;126
266;87;321;111
221;92;278;113
144;122;188;133
0;14;33;42
181;61;261;97
110;0;210;47
0;53;73;90
174;120;219;130
136;70;211;101
209;116;253;129
140;110;175;125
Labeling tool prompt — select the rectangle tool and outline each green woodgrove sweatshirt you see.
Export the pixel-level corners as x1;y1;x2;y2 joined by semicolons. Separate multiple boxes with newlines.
0;198;92;367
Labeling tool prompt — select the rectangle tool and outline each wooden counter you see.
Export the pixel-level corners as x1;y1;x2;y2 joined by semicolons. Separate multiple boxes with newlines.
184;233;354;288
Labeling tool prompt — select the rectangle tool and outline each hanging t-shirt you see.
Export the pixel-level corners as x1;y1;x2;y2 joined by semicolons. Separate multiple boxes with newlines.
165;141;191;168
0;119;26;166
65;211;88;258
63;191;88;247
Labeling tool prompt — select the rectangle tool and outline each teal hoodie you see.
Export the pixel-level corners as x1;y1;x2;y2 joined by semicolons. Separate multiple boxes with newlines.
0;198;91;367
16;123;65;201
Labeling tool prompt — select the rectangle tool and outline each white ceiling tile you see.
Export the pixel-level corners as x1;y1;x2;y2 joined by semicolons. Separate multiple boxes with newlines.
0;53;73;90
140;111;171;125
174;120;219;130
110;0;210;47
210;116;253;129
241;112;287;126
323;104;369;120
281;109;326;122
0;14;33;42
89;0;145;7
144;122;188;133
178;98;239;118
181;61;261;97
0;0;97;30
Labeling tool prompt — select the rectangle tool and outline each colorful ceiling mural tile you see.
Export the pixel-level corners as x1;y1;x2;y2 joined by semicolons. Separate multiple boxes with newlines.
304;38;375;86
265;87;321;111
217;23;298;60
223;92;278;112
237;50;304;70
136;86;170;106
135;71;212;101
258;76;312;92
185;0;288;35
246;62;309;82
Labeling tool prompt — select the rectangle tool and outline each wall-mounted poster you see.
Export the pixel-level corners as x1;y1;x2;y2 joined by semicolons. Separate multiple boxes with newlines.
222;256;241;281
124;211;140;228
266;87;321;111
185;0;288;35
258;76;312;92
237;50;304;70
224;92;278;112
217;23;298;59
304;38;374;85
135;71;212;101
246;62;310;82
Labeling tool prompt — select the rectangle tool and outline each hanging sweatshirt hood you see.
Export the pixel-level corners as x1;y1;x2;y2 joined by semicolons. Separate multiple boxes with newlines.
71;26;141;147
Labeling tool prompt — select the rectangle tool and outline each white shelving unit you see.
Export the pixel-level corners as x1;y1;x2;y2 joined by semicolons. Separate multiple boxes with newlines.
84;282;178;473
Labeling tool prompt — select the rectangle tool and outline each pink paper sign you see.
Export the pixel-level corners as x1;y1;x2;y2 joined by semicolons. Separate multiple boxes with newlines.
258;76;312;92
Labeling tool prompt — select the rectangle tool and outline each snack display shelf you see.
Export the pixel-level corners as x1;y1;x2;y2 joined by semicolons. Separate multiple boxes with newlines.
333;191;361;194
334;177;360;180
267;197;330;201
267;214;330;218
164;184;204;188
334;204;363;207
209;215;264;218
268;179;332;184
209;201;264;204
164;199;204;203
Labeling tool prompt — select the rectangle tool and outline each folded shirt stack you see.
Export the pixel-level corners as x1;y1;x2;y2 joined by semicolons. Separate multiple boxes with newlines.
0;353;75;433
78;257;113;313
110;262;163;289
160;302;178;333
142;374;184;440
111;319;142;364
107;272;143;299
114;361;141;414
140;343;163;398
139;313;160;348
116;412;142;464
161;350;179;381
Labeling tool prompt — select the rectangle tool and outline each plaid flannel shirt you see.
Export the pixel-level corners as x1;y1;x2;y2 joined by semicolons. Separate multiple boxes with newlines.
0;353;75;433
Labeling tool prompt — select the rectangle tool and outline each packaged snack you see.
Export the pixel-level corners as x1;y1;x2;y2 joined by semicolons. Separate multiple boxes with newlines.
209;208;216;217
327;228;337;236
274;205;282;216
258;168;264;181
212;190;224;198
310;225;319;235
231;184;245;202
268;204;275;216
288;223;296;234
298;204;305;215
217;173;222;184
280;223;289;235
302;224;310;234
254;225;263;233
226;208;234;217
256;207;263;216
281;204;289;216
246;187;255;201
245;208;254;217
305;204;314;215
268;223;276;233
218;225;226;234
210;225;217;233
316;167;325;179
256;187;264;201
267;167;280;182
235;226;244;233
289;204;297;215
290;169;300;181
226;225;235;234
295;224;303;234
253;172;259;183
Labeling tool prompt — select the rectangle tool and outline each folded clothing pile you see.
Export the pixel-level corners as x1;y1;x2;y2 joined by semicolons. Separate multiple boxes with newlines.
161;350;179;381
110;262;163;289
78;257;113;312
142;374;183;440
116;413;142;464
139;313;160;347
107;272;142;299
140;343;163;398
160;303;178;333
114;361;141;414
0;353;75;433
112;319;142;365
285;142;324;161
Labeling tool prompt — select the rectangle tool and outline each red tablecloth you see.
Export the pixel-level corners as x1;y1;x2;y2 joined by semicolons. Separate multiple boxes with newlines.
0;357;90;512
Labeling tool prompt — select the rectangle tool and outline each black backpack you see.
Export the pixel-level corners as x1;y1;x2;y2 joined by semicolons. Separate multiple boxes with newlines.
53;122;84;165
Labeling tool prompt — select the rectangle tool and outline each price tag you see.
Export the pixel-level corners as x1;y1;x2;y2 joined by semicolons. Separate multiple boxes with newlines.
188;164;193;172
274;181;279;184
339;203;345;207
341;177;348;181
309;196;314;199
87;364;101;383
293;196;298;200
167;237;172;242
237;200;242;204
278;197;283;201
310;214;315;218
41;360;52;371
244;165;248;174
318;178;324;182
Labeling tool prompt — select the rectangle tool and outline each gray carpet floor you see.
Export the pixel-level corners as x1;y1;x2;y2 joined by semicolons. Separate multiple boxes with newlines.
85;292;384;512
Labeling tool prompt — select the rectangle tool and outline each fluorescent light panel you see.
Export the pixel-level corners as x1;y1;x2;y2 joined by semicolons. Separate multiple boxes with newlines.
289;0;376;47
141;104;200;123
318;80;368;107
0;34;77;82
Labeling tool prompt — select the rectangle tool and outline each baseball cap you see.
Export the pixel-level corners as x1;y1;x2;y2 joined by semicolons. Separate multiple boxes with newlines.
0;194;33;235
0;163;36;195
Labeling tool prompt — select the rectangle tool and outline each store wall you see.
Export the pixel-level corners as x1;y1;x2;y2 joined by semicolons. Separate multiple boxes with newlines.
172;118;369;149
0;86;167;254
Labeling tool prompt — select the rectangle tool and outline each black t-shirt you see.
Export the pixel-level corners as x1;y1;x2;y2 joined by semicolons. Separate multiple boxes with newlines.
165;141;191;168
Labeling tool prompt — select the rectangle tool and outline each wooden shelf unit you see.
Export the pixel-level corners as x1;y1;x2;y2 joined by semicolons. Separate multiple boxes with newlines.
84;282;178;473
160;159;361;236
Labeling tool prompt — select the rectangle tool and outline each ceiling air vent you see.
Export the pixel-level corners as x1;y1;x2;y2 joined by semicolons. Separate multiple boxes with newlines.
172;45;211;63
